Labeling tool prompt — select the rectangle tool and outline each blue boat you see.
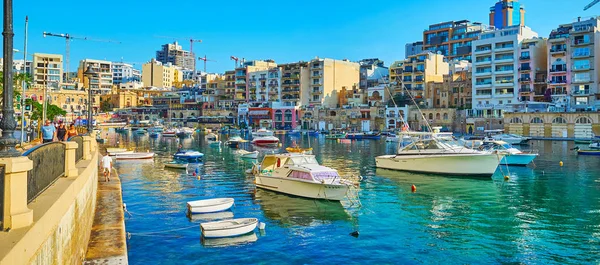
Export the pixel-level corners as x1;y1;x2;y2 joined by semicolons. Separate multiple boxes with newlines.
174;151;204;162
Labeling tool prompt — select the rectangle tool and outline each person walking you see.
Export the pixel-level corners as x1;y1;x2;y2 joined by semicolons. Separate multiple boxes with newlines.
41;120;56;143
56;121;67;141
66;124;78;139
101;153;113;182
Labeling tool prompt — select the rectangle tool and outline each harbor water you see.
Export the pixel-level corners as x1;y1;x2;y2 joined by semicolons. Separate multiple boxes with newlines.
105;131;600;264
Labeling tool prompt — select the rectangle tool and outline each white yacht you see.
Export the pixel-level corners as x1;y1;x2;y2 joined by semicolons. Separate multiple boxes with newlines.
376;131;502;177
484;130;530;145
479;140;538;166
252;128;274;138
254;153;355;201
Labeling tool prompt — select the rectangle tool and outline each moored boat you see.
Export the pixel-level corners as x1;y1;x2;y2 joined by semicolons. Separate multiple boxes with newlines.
285;147;313;154
162;129;177;137
187;198;234;214
326;133;346;140
164;161;188;169
200;218;258;238
251;136;280;147
480;140;538;166
109;150;134;156
174;151;204;162
115;152;155;160
254;153;355;200
237;150;259;159
106;148;127;154
485;129;530;145
226;136;246;148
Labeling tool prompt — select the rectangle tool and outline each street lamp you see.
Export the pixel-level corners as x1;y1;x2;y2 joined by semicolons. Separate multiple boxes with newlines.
84;65;97;133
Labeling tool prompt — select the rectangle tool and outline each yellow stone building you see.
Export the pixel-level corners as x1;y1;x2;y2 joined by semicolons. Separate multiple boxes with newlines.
504;112;599;138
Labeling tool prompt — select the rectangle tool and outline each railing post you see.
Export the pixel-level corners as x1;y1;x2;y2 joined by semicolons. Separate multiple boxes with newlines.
0;156;33;230
63;141;79;178
82;136;92;160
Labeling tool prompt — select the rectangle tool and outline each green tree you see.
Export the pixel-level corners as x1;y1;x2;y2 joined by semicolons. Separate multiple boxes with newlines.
26;99;66;121
0;71;29;105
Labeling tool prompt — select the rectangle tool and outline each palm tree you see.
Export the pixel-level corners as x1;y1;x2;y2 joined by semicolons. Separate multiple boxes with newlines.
0;72;32;105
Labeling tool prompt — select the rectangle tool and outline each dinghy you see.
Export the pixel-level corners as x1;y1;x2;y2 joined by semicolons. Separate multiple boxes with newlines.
109;150;133;156
164;161;188;169
237;150;259;159
106;148;127;153
201;218;258;238
115;152;155;160
187;198;234;214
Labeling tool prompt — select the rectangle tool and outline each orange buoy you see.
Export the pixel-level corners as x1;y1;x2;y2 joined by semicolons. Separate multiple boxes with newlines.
411;185;416;192
192;172;196;176
504;175;510;180
559;161;563;167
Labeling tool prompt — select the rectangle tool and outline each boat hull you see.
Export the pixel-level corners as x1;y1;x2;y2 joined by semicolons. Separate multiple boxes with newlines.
109;150;133;156
375;154;500;176
162;132;176;137
187;199;234;214
255;175;349;201
501;154;537;166
577;150;600;156
201;218;258;238
115;153;155;160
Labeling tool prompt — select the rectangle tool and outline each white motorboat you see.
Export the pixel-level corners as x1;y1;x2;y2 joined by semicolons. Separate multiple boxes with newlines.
251;136;280;147
255;153;355;200
115;152;155;160
187;198;234;214
164;161;189;169
201;218;258;238
237;150;259;159
106;148;127;154
206;133;221;145
479;140;538;166
226;136;246;148
589;140;600;149
485;130;530;145
376;131;502;177
108;150;133;156
252;128;274;138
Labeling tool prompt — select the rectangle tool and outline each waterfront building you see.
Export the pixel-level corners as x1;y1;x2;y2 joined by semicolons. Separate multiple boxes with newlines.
112;62;141;85
234;60;278;103
32;53;63;89
389;61;403;94
248;69;280;104
99;89;139;111
155;41;195;70
279;61;309;107
223;70;236;102
405;41;424;58
203;75;226;109
141;59;177;89
385;105;409;130
367;84;390;107
358;58;388;91
427;60;471;109
517;37;547;103
503;112;598;138
422;20;488;62
471;25;538;111
489;0;526;30
307;58;360;108
411;107;459;132
119;81;144;90
399;52;449;107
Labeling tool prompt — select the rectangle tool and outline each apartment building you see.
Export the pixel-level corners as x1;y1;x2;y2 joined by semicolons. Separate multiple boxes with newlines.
423;20;488;62
248;69;281;103
489;0;526;30
400;52;449;107
234;60;278;102
389;61;403;94
358;58;388;91
78;59;113;91
430;62;472;109
517;37;547;103
472;26;538;111
307;58;360;108
155;42;195;70
565;17;600;110
405;41;424;58
32;53;63;89
142;59;177;89
112;62;141;85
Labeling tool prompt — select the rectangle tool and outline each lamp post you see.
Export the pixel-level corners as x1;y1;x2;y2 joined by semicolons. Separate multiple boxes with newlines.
84;65;97;133
0;0;19;157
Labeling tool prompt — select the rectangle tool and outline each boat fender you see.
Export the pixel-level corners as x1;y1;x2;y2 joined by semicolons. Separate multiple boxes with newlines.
259;222;266;230
504;175;510;180
411;185;416;193
349;231;359;238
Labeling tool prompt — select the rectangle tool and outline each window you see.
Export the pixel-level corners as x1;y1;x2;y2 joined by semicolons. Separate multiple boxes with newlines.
575;97;589;106
573;60;591;71
443;113;448;120
510;117;523;123
576;116;592;124
552;117;567;124
573;47;590;57
495;42;514;49
573;72;591;83
531;117;544;124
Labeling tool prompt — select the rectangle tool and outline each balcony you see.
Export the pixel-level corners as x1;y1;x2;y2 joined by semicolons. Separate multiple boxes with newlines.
269;90;278;95
311;82;322;86
519;55;531;61
518;77;531;82
311;64;322;70
494;57;514;64
495;80;514;87
475;82;492;88
235;80;246;85
572;39;593;46
519;88;533;93
369;96;383;101
414;69;424;74
259;77;267;81
572;64;592;71
494;69;515;75
548;79;567;85
550;47;566;55
549;67;567;74
519;66;532;72
414;77;424;83
311;89;322;94
495;91;515;97
474;71;492;76
572;52;592;58
572;79;592;84
495;46;515;52
572;89;590;95
474;48;492;54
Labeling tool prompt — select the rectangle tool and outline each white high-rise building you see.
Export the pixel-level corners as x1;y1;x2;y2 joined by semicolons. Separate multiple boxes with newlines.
472;25;538;111
112;62;141;85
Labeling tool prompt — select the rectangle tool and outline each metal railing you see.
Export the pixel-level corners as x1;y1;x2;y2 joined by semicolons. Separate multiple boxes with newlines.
0;165;5;230
23;142;66;203
69;136;84;163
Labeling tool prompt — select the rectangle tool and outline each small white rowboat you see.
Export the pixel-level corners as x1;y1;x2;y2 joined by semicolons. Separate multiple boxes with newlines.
187;198;234;214
106;148;127;153
237;150;259;159
109;150;133;156
201;218;258;238
164;162;188;169
115;152;155;160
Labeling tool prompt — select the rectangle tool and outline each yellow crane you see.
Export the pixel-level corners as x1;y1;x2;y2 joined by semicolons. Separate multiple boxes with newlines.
42;32;121;81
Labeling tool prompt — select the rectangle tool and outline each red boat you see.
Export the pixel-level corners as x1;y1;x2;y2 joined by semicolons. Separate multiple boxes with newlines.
252;136;280;147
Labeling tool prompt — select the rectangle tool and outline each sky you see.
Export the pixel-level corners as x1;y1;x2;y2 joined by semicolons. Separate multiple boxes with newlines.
1;0;599;74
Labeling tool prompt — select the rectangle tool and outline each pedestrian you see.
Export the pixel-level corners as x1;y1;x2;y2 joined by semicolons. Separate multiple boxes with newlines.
41;120;56;143
66;124;78;139
101;152;113;182
57;121;67;141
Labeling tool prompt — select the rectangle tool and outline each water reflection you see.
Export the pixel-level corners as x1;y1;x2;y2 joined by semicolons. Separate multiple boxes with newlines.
253;189;350;227
188;211;234;222
201;233;258;248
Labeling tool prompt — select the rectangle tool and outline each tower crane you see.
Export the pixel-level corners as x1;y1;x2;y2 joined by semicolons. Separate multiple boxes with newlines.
155;36;202;80
584;0;599;10
42;32;121;82
198;55;216;73
230;56;239;68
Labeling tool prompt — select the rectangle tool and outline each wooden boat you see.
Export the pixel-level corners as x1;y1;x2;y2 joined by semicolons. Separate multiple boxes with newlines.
285;147;313;154
237;150;259;159
164;161;189;169
109;150;133;156
187;198;235;214
575;146;600;156
201;218;258;238
115;152;155;160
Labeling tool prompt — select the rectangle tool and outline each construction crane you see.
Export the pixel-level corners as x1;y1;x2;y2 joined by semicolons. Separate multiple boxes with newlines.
155;36;202;79
198;55;216;73
584;0;600;10
42;32;120;82
230;56;239;68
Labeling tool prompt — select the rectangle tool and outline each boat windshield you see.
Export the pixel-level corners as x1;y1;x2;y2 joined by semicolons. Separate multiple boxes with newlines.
401;137;463;151
286;156;319;165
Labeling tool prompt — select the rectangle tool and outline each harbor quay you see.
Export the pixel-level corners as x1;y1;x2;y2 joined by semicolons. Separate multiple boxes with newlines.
2;0;600;264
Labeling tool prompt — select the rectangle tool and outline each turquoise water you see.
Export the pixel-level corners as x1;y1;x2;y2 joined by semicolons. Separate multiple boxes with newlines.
106;131;600;264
